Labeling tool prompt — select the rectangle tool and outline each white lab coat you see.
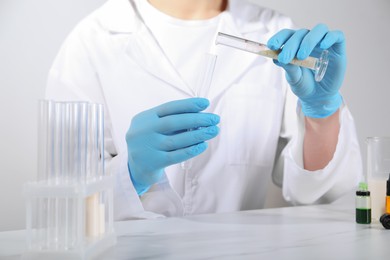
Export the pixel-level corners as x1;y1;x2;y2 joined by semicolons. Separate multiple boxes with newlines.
45;0;363;220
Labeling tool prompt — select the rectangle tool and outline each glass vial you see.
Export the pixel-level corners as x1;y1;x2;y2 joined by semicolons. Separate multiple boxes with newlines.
356;182;371;224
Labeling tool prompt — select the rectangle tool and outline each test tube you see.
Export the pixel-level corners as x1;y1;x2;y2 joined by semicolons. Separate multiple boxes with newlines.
37;100;52;249
37;101;50;247
78;103;89;183
181;53;217;170
53;102;64;184
38;100;51;182
86;103;104;181
99;192;106;235
85;103;105;237
215;32;329;82
63;102;89;183
38;100;56;184
195;53;218;97
97;104;105;177
68;103;79;184
98;104;106;233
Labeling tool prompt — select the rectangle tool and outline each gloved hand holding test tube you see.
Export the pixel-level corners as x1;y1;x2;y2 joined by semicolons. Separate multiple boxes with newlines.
215;32;329;82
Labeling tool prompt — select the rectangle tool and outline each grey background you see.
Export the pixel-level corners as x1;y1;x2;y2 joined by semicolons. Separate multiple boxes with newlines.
0;0;389;231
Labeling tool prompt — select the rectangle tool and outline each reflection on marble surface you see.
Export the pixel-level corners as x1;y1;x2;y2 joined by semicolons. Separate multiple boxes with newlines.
95;203;388;260
1;201;389;260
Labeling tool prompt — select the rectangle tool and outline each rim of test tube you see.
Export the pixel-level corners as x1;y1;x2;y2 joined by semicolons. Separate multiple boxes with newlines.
314;49;329;82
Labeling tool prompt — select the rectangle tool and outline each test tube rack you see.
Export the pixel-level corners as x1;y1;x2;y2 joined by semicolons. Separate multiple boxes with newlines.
22;101;116;260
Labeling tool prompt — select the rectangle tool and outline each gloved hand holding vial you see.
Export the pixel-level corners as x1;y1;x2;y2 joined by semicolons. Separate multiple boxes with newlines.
216;24;345;118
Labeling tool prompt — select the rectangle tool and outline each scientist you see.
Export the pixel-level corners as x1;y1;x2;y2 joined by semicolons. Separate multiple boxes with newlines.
46;0;362;219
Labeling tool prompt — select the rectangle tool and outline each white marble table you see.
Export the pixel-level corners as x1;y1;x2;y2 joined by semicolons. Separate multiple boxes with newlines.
1;201;389;259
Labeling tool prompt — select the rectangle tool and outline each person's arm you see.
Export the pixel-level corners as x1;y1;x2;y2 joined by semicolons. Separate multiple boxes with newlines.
303;110;340;170
269;24;363;204
268;23;346;171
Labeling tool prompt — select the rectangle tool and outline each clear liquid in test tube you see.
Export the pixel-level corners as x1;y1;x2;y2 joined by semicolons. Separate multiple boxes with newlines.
215;32;329;82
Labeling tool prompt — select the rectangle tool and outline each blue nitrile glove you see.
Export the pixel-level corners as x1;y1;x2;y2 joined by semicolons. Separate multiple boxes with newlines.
126;98;220;195
267;24;346;118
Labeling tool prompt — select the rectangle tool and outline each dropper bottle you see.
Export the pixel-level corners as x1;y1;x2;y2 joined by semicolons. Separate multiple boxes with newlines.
386;174;390;214
380;174;390;229
356;182;371;224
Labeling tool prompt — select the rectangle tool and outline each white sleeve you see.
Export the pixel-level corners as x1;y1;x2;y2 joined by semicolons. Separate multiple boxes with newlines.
281;99;364;205
113;149;184;219
109;150;172;220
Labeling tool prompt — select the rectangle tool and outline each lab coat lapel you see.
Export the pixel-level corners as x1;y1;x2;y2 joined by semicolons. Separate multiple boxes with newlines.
209;13;272;100
125;27;193;96
119;0;275;99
